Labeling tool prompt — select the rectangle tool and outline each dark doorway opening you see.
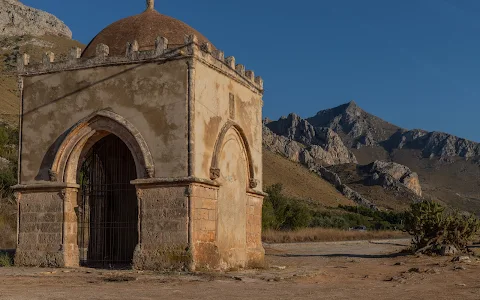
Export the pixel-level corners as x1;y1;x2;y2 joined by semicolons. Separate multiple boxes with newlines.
78;134;138;268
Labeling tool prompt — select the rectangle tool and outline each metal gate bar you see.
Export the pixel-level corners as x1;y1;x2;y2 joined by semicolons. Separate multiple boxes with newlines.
78;134;138;268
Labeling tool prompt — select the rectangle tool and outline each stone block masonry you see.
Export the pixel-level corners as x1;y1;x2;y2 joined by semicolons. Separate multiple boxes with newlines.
133;185;189;270
14;185;79;267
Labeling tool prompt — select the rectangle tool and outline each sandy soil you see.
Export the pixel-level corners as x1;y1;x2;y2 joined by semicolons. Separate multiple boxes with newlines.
1;239;480;300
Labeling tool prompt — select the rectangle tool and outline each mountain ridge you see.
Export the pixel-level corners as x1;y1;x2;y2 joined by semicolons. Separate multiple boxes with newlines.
265;101;480;214
273;101;480;160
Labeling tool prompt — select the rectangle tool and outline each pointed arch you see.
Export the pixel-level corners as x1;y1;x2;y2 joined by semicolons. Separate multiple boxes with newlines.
51;109;155;183
209;121;257;188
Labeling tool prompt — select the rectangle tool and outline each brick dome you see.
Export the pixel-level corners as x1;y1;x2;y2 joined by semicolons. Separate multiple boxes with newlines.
81;6;213;58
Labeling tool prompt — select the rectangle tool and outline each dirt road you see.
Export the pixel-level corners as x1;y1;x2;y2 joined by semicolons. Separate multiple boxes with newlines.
1;239;480;300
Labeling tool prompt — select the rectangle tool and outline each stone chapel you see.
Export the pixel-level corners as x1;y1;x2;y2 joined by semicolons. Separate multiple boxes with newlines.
13;0;265;270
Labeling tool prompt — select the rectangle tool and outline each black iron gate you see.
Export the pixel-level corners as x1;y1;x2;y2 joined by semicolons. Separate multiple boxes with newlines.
78;134;138;268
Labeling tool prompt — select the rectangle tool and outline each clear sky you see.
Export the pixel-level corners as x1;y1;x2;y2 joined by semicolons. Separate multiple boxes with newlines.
22;0;480;142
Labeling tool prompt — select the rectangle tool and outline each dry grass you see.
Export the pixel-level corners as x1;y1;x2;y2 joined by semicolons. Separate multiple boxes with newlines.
263;150;355;208
262;228;409;243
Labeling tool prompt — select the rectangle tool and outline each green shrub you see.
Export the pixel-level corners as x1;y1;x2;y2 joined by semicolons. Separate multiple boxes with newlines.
262;184;408;232
404;200;480;254
0;252;12;267
262;184;312;230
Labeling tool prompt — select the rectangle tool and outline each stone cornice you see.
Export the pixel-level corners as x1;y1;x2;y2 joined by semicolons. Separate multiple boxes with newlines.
131;176;220;187
12;182;80;192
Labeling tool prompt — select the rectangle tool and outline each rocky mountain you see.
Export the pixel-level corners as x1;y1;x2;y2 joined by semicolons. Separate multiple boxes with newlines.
0;0;71;38
263;112;423;210
306;101;400;149
265;101;480;214
263;114;357;166
307;100;480;159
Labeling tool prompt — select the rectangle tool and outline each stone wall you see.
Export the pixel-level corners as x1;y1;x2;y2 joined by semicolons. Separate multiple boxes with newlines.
133;185;189;270
15;187;69;267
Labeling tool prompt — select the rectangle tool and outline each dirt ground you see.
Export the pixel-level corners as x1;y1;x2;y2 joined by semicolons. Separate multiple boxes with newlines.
1;239;480;300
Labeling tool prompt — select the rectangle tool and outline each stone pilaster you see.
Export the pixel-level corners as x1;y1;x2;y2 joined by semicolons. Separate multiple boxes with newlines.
13;182;79;267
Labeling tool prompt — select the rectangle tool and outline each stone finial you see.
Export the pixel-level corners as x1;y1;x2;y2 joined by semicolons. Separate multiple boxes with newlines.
69;47;82;60
184;34;198;44
235;64;245;76
245;70;255;81
126;40;139;58
200;42;212;53
225;56;235;69
95;43;109;58
185;34;199;55
255;76;264;89
17;53;30;71
155;36;168;55
146;0;154;10
212;50;224;61
43;51;55;64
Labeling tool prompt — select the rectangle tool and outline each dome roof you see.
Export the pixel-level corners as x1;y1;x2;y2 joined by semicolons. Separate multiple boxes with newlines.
82;6;213;58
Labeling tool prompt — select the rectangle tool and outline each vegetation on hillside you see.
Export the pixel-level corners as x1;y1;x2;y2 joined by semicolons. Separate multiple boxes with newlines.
262;183;406;232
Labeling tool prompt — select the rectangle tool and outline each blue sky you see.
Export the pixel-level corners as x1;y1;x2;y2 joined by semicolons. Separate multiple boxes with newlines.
23;0;480;141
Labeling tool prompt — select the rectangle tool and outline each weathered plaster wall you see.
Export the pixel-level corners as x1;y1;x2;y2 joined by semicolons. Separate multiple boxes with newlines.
192;59;263;189
192;57;264;269
20;59;188;183
133;185;189;270
246;193;264;267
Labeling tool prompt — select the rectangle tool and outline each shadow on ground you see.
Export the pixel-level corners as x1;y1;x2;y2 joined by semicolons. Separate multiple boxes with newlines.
268;251;409;259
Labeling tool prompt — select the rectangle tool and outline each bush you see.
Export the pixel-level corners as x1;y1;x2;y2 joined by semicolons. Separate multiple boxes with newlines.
262;184;312;230
404;200;480;254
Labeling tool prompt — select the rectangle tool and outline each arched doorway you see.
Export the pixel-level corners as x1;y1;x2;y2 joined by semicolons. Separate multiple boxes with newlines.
77;134;138;268
216;128;248;267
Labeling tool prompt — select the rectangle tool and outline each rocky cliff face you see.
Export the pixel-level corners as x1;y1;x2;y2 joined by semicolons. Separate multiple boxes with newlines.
264;113;357;166
307;101;480;160
387;129;480;159
306;101;400;149
361;161;422;197
0;0;72;38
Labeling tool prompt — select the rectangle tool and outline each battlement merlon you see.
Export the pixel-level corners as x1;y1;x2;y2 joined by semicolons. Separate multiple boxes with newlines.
17;34;264;93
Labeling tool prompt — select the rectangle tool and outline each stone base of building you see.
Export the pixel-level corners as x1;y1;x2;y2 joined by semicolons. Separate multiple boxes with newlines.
13;179;265;271
15;244;79;268
132;244;191;271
